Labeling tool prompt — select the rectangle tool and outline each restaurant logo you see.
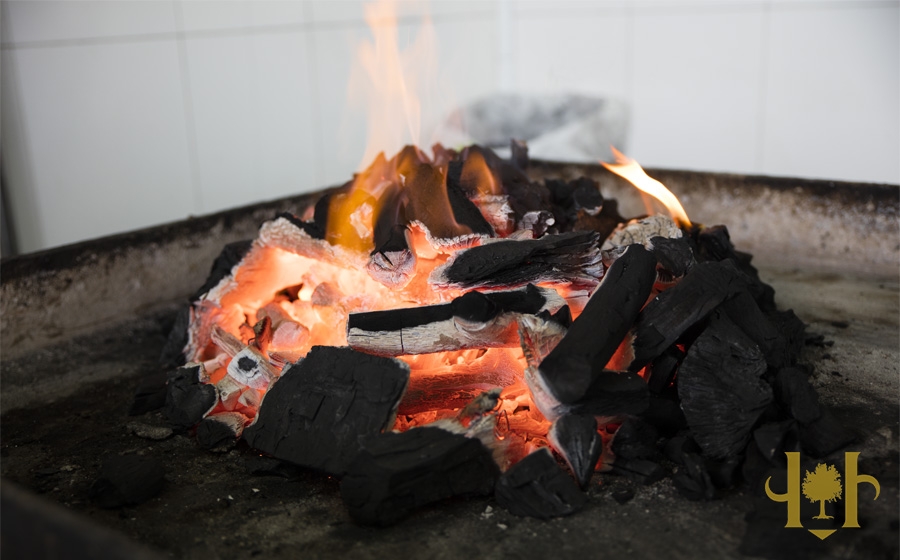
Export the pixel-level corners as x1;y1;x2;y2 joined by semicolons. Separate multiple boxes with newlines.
765;452;881;540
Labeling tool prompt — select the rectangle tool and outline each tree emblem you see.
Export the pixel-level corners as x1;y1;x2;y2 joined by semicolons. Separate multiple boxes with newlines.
802;463;843;519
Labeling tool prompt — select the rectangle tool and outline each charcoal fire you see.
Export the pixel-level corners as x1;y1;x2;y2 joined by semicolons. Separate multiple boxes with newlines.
155;140;854;526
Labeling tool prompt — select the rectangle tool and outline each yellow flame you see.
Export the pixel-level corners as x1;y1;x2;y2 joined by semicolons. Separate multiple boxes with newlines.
601;147;692;228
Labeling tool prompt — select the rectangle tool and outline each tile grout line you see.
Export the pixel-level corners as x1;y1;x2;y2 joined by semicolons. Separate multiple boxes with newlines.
755;1;771;174
173;0;204;215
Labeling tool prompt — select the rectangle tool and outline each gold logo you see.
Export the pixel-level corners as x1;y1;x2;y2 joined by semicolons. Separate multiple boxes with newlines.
765;452;880;540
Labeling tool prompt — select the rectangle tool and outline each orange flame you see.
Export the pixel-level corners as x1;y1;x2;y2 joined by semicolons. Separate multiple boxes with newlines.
601;147;692;228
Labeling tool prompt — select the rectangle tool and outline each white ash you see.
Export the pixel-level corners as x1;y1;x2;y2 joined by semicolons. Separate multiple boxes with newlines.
601;215;682;251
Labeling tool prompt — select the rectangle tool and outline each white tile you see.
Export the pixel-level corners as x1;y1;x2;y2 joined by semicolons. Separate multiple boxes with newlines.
311;15;499;186
630;8;765;173
4;0;177;44
762;5;900;183
512;10;630;99
309;0;494;25
8;41;195;250
179;0;309;33
185;31;319;213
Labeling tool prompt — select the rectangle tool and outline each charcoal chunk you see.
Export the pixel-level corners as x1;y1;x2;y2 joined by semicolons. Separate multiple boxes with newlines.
569;370;650;418
196;412;246;451
243;346;409;475
538;244;656;404
611;418;659;460
340;427;498;526
673;452;716;501
767;309;806;365
611;458;666;485
129;369;168;416
753;419;801;464
722;291;787;369
649;235;694;278
192;239;253;300
446;160;495;236
159;306;190;367
646;345;683;394
773;367;821;424
163;365;217;431
798;408;856;457
677;310;772;459
612;488;635;504
90;455;164;508
495;448;586;519
548;413;603;488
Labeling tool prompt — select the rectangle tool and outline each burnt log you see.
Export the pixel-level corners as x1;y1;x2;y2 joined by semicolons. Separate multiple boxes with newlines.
533;244;656;407
243;346;409;475
677;310;773;459
431;230;603;290
548;413;603;489
348;285;562;356
629;259;748;371
163;365;217;431
495;448;586;519
340;426;499;526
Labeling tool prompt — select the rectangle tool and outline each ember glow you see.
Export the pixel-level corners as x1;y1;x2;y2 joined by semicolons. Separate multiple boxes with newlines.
601;146;692;228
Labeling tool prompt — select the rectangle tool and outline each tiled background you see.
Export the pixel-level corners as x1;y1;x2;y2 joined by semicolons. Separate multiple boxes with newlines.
1;0;898;253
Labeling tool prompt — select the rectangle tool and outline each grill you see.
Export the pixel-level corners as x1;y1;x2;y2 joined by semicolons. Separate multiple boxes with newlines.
2;161;897;559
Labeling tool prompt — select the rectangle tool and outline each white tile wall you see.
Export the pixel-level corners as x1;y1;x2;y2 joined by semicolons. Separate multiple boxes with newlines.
1;0;898;254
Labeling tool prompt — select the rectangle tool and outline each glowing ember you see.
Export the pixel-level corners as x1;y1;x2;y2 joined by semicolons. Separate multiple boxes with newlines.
601;146;692;228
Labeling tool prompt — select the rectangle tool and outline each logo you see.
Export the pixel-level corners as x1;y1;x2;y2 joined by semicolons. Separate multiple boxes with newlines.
765;452;881;540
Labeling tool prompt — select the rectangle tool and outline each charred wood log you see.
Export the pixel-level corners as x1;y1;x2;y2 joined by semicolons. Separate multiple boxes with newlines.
548;413;603;489
677;310;773;459
533;244;656;407
348;285;563;356
629;259;748;371
431;230;604;290
340;426;499;526
163;365;217;431
243;346;409;475
495;448;586;519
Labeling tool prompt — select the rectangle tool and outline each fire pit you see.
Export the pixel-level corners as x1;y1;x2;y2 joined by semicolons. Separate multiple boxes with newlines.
1;158;897;559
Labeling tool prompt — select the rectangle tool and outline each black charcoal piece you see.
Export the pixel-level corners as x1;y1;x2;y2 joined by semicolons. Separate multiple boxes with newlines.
611;457;666;485
196;412;246;451
649;235;694;278
611;418;659;461
243;346;409;475
129;369;169;416
510;138;529;170
548;414;603;489
752;419;801;464
612;488;635;504
340;426;498;526
664;435;702;466
569;370;650;418
537;244;656;404
639;392;687;436
159;306;190;367
163;365;217;431
673;452;716;501
646;345;684;394
722;291;787;369
692;224;776;312
544;176;604;232
705;456;743;489
89;455;165;509
436;230;602;290
798;408;856;458
192;239;253;300
767;309;806;366
630;259;748;371
773;367;821;424
446;160;495;236
495;448;586;520
677;310;773;459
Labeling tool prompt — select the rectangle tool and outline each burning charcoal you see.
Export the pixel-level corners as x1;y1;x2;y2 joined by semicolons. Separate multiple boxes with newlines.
215;375;245;410
129;369;169;416
340;426;499;526
446;160;495;236
226;347;275;390
90;455;165;509
274;190;334;239
192;239;254;300
348;285;563;356
196;412;248;451
610;418;658;461
648;235;694;279
243;346;409;475
610;457;666;485
163;365;217;431
602;215;682;251
367;224;416;289
646;345;684;394
495;448;586;520
798;408;856;458
629;259;748;371
531;244;656;411
431;230;603;290
160;306;190;367
721;291;787;368
548;413;603;489
677;310;773;459
773;368;821;424
672;452;717;501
